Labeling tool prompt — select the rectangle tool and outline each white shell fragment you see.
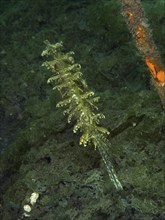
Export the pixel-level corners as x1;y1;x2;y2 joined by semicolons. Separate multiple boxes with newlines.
23;212;30;217
30;192;39;205
23;204;31;213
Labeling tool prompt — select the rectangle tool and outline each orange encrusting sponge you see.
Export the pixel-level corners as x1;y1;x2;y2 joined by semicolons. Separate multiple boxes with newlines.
145;57;165;84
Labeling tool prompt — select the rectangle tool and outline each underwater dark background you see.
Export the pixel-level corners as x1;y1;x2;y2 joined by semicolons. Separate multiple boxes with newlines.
0;0;165;219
